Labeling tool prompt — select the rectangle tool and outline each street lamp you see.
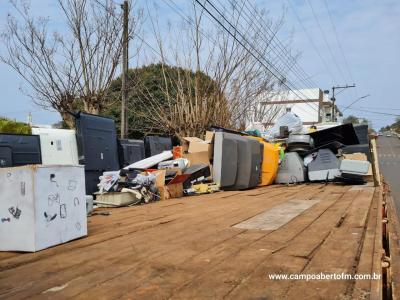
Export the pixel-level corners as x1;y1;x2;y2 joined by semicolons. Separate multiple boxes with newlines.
331;84;356;122
341;94;371;113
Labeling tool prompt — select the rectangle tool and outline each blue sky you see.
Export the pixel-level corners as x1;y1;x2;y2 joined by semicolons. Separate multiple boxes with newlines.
0;0;399;129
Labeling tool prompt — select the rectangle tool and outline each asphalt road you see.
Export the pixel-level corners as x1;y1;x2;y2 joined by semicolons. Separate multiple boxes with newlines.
377;136;400;215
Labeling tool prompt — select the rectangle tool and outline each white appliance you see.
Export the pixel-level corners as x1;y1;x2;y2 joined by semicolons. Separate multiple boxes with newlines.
0;165;87;252
275;152;307;184
339;159;370;175
32;128;79;165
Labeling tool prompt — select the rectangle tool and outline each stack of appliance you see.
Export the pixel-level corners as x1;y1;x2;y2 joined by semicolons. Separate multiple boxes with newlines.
275;134;312;184
1;118;175;196
306;123;365;182
275;123;372;184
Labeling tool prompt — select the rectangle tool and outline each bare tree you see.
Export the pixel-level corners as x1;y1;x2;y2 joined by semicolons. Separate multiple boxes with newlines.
128;0;297;139
1;0;142;127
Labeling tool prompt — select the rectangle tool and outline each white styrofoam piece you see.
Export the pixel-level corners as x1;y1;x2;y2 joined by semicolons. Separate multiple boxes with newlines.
123;151;173;170
0;165;87;252
339;159;370;175
32;128;79;165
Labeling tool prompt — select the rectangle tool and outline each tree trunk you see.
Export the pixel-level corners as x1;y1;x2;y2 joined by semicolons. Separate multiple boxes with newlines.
60;111;76;129
83;99;100;115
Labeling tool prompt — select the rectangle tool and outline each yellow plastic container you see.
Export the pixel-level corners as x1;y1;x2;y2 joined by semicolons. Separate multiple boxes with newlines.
248;136;280;186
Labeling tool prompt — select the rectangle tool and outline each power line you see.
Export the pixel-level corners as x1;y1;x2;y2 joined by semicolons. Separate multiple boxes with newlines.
217;0;322;114
286;0;337;84
344;107;400;117
161;0;320;119
354;106;400;111
341;94;370;113
322;0;359;101
306;0;346;83
195;0;320;114
227;0;320;89
99;0;320;117
323;0;355;85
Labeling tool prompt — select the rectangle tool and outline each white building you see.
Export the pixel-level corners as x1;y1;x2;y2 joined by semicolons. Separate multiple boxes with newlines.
256;88;342;127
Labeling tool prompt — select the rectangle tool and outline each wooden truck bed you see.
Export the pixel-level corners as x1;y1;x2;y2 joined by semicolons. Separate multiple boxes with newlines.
0;183;383;299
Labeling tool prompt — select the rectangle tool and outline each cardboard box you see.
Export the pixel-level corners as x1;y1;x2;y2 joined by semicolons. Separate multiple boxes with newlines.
150;169;188;200
182;137;209;153
205;131;215;143
0;165;87;252
183;151;210;166
182;136;213;159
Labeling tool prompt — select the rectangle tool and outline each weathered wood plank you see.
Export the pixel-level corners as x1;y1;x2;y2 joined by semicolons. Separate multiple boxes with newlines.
0;183;381;300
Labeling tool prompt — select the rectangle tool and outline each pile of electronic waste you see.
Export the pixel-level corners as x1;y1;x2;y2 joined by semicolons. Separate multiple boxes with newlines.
93;125;283;206
0;110;374;211
275;123;372;185
94;154;215;207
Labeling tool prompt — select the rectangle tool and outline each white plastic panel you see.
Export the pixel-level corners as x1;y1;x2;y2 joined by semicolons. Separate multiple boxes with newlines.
32;128;79;165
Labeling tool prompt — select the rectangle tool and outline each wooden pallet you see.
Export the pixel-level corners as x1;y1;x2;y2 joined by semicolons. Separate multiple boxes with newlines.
0;183;383;299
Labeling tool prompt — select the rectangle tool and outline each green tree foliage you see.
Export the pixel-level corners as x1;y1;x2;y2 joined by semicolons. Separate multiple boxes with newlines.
390;117;400;133
379;118;400;133
343;115;368;125
0;117;31;134
103;63;227;139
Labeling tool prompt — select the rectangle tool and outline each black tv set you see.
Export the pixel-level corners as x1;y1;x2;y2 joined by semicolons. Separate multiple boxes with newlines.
353;124;369;144
144;136;172;157
75;112;119;194
309;123;360;148
0;133;42;167
118;139;145;168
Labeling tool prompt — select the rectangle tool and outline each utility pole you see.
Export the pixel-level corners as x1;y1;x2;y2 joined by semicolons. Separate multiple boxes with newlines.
27;112;32;126
331;84;355;122
120;0;129;139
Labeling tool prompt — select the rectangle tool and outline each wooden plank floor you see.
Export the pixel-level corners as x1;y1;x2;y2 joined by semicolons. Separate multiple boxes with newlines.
0;183;381;299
